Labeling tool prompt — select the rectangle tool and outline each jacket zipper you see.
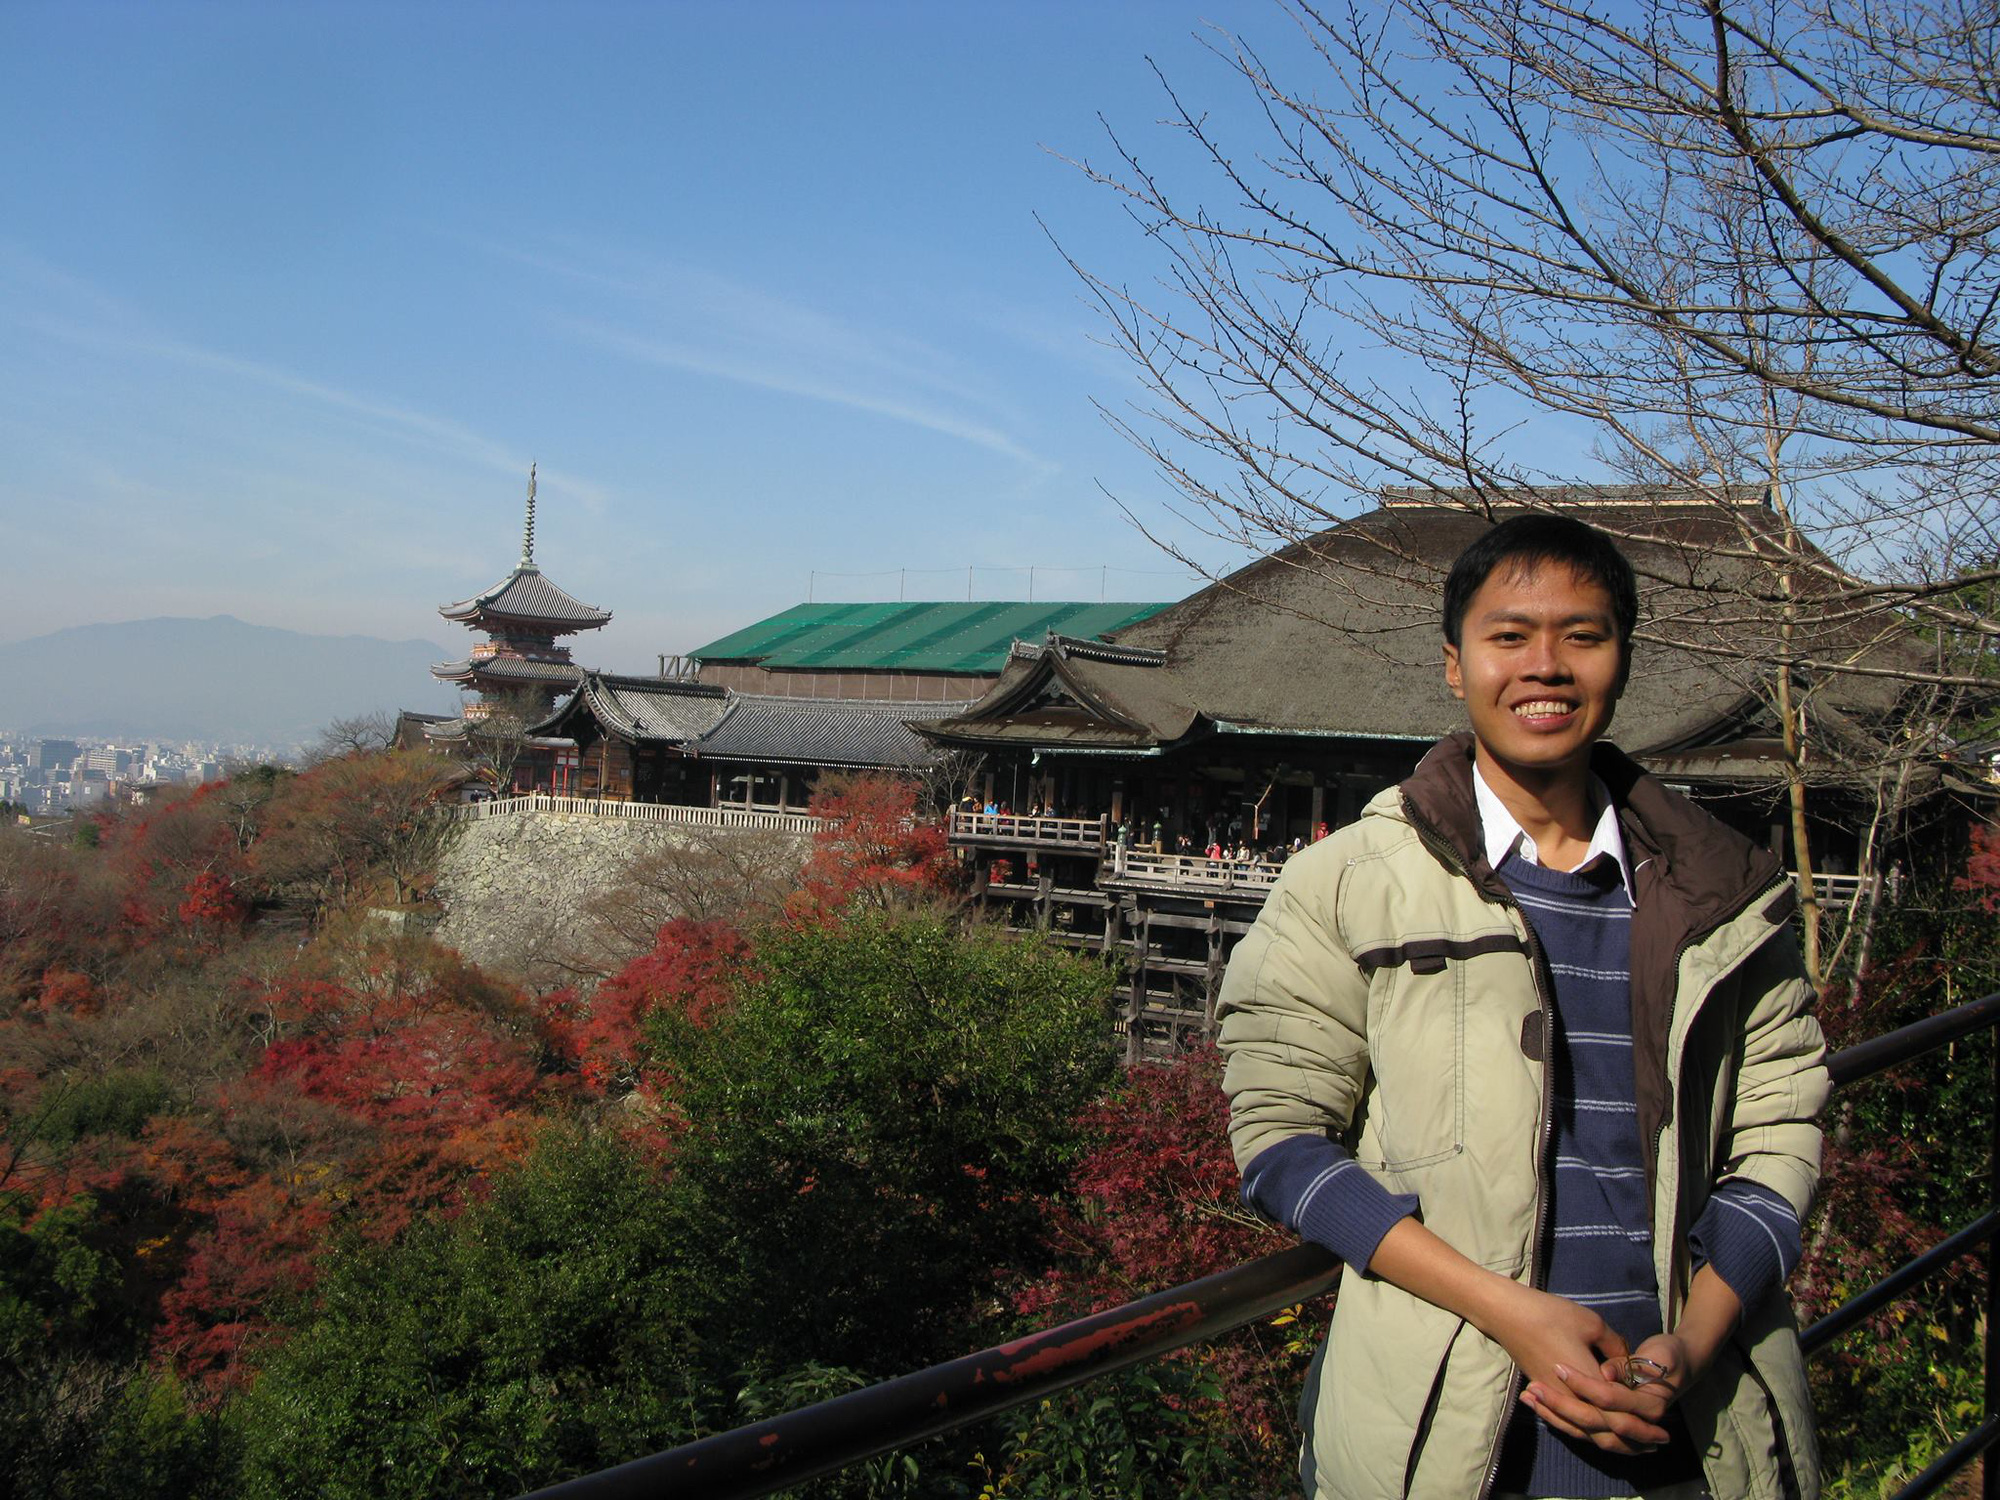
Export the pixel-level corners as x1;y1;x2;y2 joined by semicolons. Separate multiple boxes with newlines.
1651;872;1790;1324
1475;912;1558;1500
1403;808;1555;1500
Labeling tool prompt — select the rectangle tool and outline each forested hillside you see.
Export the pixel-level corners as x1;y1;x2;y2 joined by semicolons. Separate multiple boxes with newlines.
0;752;1990;1497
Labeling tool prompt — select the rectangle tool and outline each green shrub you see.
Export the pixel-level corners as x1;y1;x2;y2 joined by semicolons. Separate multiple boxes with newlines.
232;1128;712;1500
28;1070;173;1144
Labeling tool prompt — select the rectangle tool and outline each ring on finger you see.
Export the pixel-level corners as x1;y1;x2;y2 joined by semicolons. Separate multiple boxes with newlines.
1622;1355;1668;1390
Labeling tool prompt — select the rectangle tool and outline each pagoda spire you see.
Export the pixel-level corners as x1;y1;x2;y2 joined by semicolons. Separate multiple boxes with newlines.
521;463;538;568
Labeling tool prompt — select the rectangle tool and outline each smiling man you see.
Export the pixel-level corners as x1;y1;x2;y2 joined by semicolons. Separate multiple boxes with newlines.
1218;515;1827;1500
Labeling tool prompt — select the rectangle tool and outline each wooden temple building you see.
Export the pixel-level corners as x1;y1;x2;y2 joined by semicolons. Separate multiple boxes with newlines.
920;487;1950;1055
526;675;968;809
490;602;1174;805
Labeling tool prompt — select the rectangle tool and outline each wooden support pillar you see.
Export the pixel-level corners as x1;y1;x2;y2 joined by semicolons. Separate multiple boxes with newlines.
1309;780;1326;835
1205;904;1227;1035
1125;910;1151;1068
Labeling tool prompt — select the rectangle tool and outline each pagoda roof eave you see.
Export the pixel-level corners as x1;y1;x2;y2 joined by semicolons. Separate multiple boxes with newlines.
438;564;612;629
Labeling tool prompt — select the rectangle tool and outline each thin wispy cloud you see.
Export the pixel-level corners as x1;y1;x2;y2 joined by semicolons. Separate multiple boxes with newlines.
0;242;615;515
463;232;1053;471
562;317;1048;468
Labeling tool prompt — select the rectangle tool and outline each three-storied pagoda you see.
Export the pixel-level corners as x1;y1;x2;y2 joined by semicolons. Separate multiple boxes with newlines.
427;467;611;781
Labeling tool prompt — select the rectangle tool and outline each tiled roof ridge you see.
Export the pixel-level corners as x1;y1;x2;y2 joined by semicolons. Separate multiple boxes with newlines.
1378;482;1770;509
584;671;727;698
731;692;978;715
1049;634;1167;667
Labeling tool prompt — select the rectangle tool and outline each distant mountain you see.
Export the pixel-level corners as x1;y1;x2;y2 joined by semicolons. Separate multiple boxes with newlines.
0;616;461;748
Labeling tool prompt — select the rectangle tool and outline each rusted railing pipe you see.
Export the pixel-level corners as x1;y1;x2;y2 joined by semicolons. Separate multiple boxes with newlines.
518;1241;1336;1500
1825;989;2000;1089
1893;1413;2000;1500
1801;1209;1997;1356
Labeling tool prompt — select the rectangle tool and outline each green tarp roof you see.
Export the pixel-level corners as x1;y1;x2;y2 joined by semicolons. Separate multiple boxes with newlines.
689;601;1172;675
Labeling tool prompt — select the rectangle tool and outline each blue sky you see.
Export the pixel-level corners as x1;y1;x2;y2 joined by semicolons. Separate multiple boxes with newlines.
0;0;1328;676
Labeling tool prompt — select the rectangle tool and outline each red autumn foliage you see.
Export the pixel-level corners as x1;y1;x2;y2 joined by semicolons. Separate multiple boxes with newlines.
256;1021;538;1135
1792;944;1978;1299
100;781;251;942
1017;1045;1287;1310
1015;1045;1309;1464
1955;821;2000;912
178;869;248;931
156;1177;334;1388
34;967;99;1016
787;773;953;925
538;917;758;1094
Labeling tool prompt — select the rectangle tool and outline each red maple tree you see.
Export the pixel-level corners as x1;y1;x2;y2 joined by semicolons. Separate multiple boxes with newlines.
786;773;952;925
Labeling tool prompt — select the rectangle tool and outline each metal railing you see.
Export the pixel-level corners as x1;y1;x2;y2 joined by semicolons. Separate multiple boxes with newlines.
523;990;2000;1500
456;793;824;835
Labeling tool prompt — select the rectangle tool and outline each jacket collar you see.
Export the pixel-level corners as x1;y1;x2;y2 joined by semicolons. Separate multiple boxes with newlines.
1471;761;1636;901
1401;731;1795;1220
1399;731;1785;923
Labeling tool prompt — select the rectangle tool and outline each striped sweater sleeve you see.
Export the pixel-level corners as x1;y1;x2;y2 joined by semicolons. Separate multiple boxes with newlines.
1241;1134;1419;1272
1688;1180;1803;1315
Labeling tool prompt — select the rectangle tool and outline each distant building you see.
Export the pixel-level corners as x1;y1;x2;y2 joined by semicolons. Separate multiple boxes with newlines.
30;739;79;772
65;771;111;808
687;601;1169;703
530;674;967;808
80;747;134;777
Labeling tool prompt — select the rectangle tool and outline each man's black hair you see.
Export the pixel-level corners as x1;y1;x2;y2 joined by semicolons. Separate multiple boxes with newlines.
1441;514;1639;649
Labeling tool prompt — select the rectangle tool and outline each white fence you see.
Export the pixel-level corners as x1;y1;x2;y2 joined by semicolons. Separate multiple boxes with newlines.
948;810;1109;847
457;793;824;835
1806;872;1877;906
1105;848;1286;894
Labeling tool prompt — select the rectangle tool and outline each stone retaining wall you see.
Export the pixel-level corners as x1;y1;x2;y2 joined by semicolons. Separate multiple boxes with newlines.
435;808;811;981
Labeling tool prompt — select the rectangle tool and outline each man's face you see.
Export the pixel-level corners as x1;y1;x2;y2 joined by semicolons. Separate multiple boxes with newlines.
1442;560;1628;787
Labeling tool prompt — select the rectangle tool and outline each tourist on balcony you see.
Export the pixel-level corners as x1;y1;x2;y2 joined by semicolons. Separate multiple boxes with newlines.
1218;516;1826;1500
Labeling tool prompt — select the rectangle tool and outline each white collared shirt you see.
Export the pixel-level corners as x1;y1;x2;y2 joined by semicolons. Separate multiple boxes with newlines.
1472;761;1637;902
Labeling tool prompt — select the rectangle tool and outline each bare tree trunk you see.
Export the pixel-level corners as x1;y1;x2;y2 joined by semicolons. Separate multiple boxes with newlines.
1774;646;1822;988
1765;470;1824;987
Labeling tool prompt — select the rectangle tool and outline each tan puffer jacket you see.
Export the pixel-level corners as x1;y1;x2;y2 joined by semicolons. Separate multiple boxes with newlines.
1219;736;1828;1500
